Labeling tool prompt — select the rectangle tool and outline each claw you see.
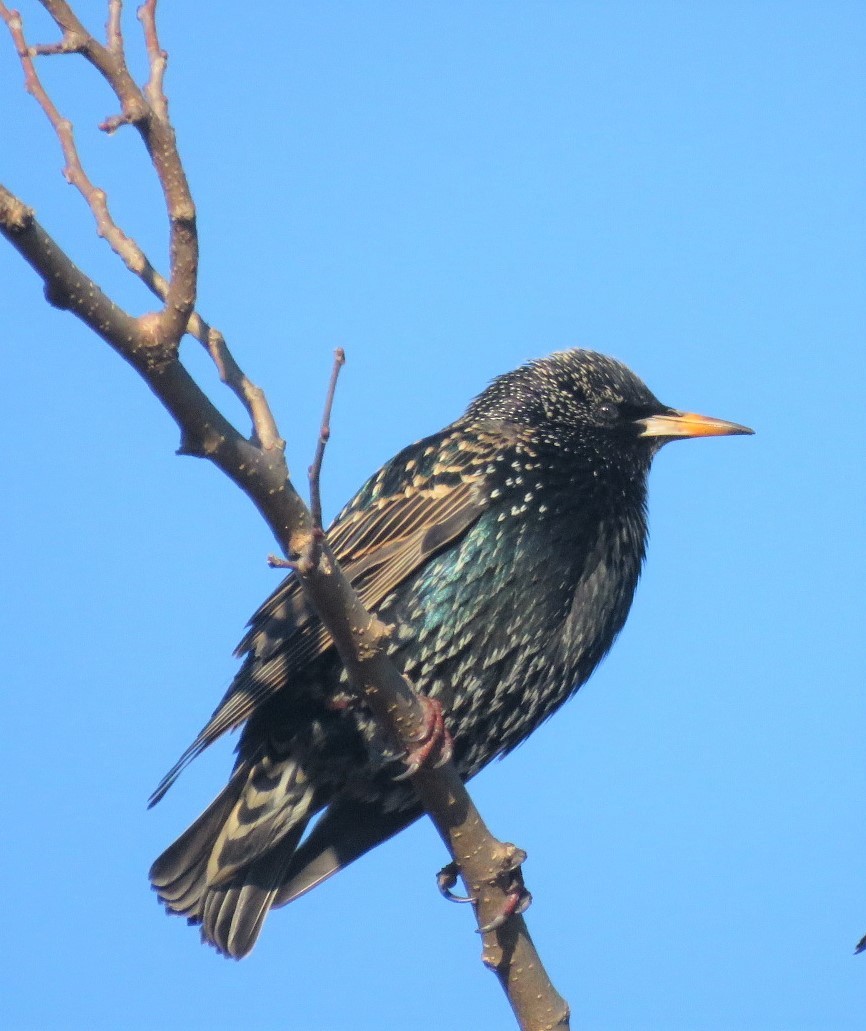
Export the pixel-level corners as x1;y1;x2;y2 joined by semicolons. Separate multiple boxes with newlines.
394;695;454;780
436;861;475;904
475;844;532;934
392;761;418;782
432;727;454;768
476;887;533;933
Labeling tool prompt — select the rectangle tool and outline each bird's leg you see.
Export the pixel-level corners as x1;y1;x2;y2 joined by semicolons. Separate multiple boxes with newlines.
436;860;475;903
393;695;454;780
476;845;532;933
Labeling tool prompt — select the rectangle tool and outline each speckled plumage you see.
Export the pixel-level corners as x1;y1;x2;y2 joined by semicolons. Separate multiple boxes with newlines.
150;348;750;958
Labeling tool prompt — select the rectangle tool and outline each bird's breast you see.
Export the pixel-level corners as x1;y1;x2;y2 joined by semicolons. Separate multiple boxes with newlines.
378;490;648;776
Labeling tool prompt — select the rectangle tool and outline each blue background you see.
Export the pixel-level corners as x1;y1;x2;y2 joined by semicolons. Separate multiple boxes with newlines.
2;3;863;1028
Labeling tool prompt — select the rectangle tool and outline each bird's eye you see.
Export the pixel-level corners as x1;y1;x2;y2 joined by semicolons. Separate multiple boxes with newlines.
595;402;618;422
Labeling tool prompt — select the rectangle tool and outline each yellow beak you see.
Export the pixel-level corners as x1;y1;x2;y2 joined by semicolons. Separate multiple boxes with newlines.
637;410;754;439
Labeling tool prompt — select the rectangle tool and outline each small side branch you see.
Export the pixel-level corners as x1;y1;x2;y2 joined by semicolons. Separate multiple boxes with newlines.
138;0;168;123
105;0;122;56
310;348;346;530
296;346;346;573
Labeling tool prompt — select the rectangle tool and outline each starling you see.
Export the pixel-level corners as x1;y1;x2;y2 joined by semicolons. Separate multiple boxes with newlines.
149;348;752;958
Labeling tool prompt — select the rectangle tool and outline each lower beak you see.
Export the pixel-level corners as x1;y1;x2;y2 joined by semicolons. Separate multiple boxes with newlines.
637;409;754;439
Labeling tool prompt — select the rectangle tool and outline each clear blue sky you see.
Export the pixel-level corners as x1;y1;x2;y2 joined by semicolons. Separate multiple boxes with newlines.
2;3;863;1029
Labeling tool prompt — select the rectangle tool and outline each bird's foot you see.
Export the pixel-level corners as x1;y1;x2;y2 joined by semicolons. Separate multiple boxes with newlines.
393;695;454;780
476;844;532;934
436;848;533;930
436;861;474;903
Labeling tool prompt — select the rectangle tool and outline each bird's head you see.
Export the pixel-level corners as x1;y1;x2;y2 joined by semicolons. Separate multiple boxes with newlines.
466;348;752;474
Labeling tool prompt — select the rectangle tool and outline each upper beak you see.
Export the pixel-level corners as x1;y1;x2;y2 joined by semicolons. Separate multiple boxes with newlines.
637;409;754;440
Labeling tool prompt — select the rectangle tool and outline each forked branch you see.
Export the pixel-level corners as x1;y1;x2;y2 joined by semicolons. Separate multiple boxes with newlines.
0;5;569;1028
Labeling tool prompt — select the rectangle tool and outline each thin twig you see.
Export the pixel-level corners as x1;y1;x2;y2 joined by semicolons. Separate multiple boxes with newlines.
310;348;346;530
105;0;122;56
137;0;167;123
39;0;196;350
30;29;82;54
0;5;147;269
202;325;284;450
295;347;346;574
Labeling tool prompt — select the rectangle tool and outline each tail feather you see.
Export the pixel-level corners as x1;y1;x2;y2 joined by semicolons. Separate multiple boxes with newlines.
199;830;305;958
150;752;319;957
150;763;249;923
206;750;317;887
152;759;426;957
275;796;422;908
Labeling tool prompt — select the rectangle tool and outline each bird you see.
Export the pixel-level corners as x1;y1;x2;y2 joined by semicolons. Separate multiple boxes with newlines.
149;348;752;958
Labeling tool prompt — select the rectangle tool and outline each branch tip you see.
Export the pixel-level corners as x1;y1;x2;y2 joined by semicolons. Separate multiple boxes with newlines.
267;554;297;571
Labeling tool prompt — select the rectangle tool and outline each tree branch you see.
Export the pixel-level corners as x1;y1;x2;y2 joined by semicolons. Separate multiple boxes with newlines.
38;0;196;349
0;1;277;438
0;5;571;1027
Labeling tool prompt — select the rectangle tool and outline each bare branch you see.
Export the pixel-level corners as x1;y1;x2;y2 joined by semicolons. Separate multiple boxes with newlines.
1;4;572;1025
138;0;168;123
1;5;147;269
0;181;295;528
37;0;196;348
278;348;345;577
1;2;277;444
201;324;286;449
1;175;570;1028
310;347;346;531
30;30;82;54
105;0;122;56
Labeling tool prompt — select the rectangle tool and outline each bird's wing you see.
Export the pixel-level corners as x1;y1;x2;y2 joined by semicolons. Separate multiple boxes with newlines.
150;425;499;805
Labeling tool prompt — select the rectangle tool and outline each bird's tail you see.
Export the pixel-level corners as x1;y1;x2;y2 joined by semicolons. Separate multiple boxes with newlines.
150;748;323;959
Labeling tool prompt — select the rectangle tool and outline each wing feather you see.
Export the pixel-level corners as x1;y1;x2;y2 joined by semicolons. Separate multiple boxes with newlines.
150;426;499;803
